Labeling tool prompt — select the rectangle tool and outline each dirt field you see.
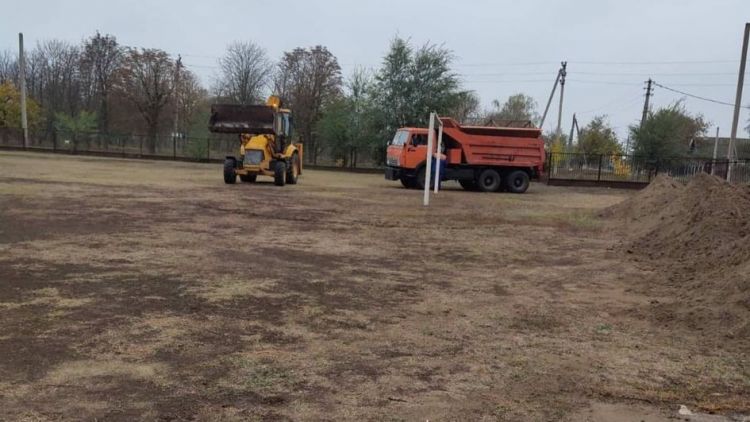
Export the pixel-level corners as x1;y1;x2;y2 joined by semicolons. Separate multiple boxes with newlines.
0;151;748;421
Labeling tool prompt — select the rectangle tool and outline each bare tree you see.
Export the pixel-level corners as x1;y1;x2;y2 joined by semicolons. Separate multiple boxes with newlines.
274;45;342;163
80;32;122;133
0;50;18;84
174;68;207;133
450;91;481;124
26;40;84;137
116;48;174;152
215;41;272;104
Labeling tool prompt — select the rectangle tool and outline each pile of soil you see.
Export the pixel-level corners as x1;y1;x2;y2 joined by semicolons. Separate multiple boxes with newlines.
605;173;750;338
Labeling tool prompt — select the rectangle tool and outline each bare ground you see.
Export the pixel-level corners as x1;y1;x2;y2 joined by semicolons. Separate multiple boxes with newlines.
0;151;747;421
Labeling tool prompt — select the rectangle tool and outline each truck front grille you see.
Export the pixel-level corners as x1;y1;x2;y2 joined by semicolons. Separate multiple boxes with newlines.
387;156;400;166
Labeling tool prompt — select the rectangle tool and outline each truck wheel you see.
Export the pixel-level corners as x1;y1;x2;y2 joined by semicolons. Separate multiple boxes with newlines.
477;169;501;192
415;167;426;190
224;158;237;184
505;170;530;194
274;161;287;186
285;153;299;185
459;179;479;191
400;177;417;189
239;174;257;183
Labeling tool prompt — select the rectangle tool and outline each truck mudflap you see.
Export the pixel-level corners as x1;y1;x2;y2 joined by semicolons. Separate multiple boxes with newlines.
385;166;402;180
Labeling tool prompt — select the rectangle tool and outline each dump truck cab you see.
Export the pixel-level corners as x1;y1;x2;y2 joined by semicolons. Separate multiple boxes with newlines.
386;118;545;193
386;128;431;175
209;96;302;186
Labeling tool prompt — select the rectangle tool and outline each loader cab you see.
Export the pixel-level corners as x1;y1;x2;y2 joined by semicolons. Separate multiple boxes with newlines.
275;111;293;152
277;111;293;138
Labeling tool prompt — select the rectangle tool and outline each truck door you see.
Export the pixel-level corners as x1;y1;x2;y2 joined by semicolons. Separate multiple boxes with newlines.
402;133;429;170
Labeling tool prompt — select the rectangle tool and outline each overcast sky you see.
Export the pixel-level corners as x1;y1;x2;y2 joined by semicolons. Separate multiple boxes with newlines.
2;0;750;140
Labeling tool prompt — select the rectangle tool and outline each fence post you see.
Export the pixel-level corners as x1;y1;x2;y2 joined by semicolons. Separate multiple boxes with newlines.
52;129;57;152
546;152;553;184
206;138;210;162
173;135;177;160
597;154;603;182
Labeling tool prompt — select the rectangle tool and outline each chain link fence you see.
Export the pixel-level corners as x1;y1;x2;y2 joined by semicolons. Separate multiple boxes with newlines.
4;129;749;184
0;128;242;162
548;152;750;186
0;128;385;173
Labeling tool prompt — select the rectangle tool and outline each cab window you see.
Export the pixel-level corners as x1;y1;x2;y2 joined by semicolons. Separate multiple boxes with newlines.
411;134;428;146
390;130;409;146
283;114;292;137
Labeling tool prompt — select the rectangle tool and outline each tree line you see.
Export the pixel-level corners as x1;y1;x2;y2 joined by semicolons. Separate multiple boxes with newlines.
1;32;747;165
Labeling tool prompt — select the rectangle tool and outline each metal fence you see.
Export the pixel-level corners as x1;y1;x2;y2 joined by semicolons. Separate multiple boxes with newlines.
3;130;749;185
0;128;243;162
0;128;384;169
548;152;750;186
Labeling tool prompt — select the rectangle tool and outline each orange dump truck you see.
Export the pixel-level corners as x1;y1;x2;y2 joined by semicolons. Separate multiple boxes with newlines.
385;118;546;193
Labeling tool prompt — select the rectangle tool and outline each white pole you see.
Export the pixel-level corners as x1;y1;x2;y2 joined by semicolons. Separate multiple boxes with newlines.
18;33;28;148
423;112;435;207
711;127;719;176
433;121;443;193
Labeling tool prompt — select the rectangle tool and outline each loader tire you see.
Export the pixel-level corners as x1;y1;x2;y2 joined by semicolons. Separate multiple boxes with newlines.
477;169;501;192
286;153;299;185
240;174;257;183
224;158;237;184
274;161;287;186
505;170;530;194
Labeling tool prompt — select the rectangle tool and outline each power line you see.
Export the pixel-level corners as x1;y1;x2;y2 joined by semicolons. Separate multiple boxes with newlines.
653;81;750;109
567;79;642;86
181;53;220;60
573;59;738;65
454;59;738;67
572;71;746;76
577;94;643;115
325;59;743;69
183;62;218;69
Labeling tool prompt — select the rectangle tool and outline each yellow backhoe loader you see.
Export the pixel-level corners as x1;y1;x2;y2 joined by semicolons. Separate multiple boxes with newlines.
209;96;302;186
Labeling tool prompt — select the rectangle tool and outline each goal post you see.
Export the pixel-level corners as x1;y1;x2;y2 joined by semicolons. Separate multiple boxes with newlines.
423;112;444;206
434;120;444;194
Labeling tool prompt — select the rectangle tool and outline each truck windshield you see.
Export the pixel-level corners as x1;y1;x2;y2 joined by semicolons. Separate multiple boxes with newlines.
390;130;409;146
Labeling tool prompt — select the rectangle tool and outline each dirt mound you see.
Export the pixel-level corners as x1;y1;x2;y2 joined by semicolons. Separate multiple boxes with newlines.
602;174;685;235
608;173;750;337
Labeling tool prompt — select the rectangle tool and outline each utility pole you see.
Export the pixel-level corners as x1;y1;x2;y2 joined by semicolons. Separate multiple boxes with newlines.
18;33;29;148
728;22;750;182
711;127;720;176
640;78;653;130
625;135;631;155
555;61;567;143
540;63;564;129
172;55;182;159
567;113;579;150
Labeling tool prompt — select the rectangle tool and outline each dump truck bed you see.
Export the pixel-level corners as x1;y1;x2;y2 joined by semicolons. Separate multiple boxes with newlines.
440;118;545;169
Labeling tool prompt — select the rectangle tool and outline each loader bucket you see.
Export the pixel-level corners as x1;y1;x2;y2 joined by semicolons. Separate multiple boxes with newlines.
208;104;277;134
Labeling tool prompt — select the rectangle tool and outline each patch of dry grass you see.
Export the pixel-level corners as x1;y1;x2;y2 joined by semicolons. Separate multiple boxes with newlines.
0;287;92;311
44;360;168;385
